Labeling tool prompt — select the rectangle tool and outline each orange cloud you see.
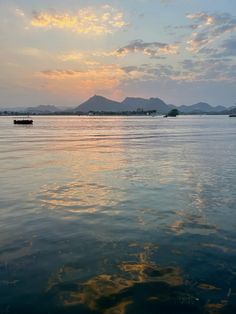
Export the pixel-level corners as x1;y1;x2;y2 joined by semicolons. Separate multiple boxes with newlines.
31;6;127;34
37;65;128;99
58;52;84;61
20;48;48;57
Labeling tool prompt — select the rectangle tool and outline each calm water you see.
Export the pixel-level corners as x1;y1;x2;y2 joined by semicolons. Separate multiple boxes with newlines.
0;115;236;314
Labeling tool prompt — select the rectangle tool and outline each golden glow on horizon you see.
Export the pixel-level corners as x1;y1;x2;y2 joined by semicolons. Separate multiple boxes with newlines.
37;64;128;97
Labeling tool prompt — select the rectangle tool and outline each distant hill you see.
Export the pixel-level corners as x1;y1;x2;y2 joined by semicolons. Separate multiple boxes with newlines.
222;106;236;115
121;97;149;110
75;95;173;114
4;96;230;115
121;97;173;113
148;98;175;113
214;105;227;112
74;96;227;114
26;105;61;114
179;102;226;113
230;107;236;114
74;95;122;112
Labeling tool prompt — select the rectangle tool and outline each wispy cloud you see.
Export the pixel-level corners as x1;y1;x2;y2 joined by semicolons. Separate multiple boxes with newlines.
58;52;84;61
186;12;236;52
38;64;127;85
180;58;236;82
122;63;180;81
30;5;127;35
114;40;178;57
121;59;236;83
219;37;236;57
20;48;48;58
15;8;25;17
37;64;128;98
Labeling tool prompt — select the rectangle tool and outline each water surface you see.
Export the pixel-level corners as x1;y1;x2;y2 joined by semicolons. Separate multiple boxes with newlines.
0;115;236;313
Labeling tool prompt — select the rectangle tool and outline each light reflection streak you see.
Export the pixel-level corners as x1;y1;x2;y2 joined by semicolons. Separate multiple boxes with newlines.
36;118;127;217
168;165;219;236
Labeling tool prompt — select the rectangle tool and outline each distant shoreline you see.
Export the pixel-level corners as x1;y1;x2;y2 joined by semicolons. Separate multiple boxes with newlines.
0;111;231;116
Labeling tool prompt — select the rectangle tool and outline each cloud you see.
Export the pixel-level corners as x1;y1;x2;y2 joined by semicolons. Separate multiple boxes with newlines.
38;63;178;94
20;48;48;58
187;32;210;52
187;12;216;26
58;52;84;61
221;37;236;56
30;5;127;35
15;8;25;17
114;40;178;57
208;37;236;58
186;12;236;52
122;58;236;83
53;41;177;64
38;53;236;96
39;63;157;85
38;65;128;95
180;58;236;82
122;64;180;80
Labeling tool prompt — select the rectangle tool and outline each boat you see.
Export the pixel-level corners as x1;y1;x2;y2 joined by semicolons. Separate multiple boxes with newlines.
14;117;33;125
229;114;236;117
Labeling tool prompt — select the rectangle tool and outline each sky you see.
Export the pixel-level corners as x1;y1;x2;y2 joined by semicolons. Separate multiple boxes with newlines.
1;0;236;108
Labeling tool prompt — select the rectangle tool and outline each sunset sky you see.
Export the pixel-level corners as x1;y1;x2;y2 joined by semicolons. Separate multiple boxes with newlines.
1;0;236;107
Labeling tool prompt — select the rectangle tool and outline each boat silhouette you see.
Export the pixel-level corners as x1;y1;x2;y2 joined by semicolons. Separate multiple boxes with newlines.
14;117;33;125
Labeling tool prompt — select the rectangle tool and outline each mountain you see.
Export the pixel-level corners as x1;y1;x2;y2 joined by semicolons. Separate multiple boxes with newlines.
75;96;228;114
223;106;236;115
75;95;172;113
74;95;122;112
230;107;236;114
121;97;172;113
26;105;61;114
214;105;227;112
5;96;230;115
148;98;174;113
179;102;226;113
121;97;149;110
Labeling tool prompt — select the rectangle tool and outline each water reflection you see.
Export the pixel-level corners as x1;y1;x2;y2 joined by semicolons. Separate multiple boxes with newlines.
0;116;236;313
43;239;235;314
45;243;194;313
38;181;125;216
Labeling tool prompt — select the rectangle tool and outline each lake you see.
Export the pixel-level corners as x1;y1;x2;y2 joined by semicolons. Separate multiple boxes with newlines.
0;115;236;313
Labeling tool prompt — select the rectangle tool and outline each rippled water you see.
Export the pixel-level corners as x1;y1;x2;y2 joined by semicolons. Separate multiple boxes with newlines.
0;115;236;313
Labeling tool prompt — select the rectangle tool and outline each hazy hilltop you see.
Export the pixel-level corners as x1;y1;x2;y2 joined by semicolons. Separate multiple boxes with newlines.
121;97;174;113
74;95;122;113
75;95;173;113
121;97;149;110
179;102;226;113
26;105;61;114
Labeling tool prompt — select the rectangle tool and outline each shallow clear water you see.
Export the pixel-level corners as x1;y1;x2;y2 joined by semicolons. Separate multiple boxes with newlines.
0;115;236;313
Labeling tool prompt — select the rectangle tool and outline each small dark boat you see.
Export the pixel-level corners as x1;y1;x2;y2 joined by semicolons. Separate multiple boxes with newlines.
229;114;236;117
14;118;33;125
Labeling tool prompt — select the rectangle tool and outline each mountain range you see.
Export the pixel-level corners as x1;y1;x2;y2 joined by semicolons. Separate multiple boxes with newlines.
26;105;63;114
73;95;229;114
1;95;234;114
